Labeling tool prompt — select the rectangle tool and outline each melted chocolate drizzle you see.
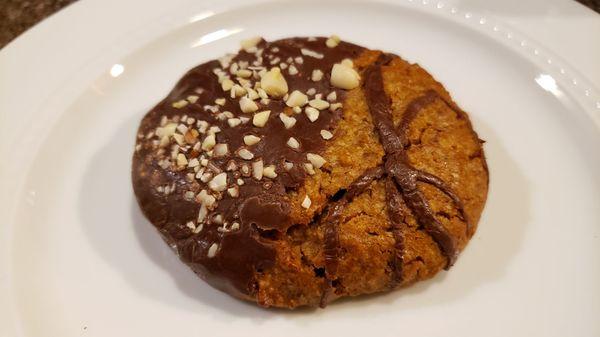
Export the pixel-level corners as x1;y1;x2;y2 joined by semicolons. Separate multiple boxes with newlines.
319;57;470;306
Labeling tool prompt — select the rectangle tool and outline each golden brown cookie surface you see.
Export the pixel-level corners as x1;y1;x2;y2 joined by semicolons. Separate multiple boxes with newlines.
132;37;488;309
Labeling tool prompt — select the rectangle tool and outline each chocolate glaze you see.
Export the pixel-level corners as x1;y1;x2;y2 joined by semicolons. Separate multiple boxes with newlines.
132;37;365;298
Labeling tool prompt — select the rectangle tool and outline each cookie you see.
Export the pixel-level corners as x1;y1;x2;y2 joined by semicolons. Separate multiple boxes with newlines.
132;36;488;308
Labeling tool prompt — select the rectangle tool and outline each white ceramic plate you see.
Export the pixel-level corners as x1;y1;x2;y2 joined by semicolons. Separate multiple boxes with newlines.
1;0;599;336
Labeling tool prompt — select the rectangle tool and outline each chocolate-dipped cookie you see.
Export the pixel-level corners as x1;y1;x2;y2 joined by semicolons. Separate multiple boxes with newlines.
132;36;488;308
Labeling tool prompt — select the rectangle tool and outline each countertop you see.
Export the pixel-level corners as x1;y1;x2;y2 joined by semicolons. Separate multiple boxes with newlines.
1;0;599;49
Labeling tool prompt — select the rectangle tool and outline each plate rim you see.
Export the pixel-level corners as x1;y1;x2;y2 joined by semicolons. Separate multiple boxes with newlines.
1;0;600;335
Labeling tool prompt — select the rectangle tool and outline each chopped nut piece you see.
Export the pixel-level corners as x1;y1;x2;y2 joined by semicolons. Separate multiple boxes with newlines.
292;106;302;114
287;137;300;149
279;113;297;129
243;135;261;146
177;153;188;166
253;110;271;127
187;95;199;103
260;68;288;98
257;88;268;99
188;158;200;168
208;126;221;134
240;164;251;177
279;62;288;70
172;133;185;146
301;195;312;209
230;84;247;98
221;79;234;91
304;163;316;175
197;204;208;223
326;91;337;102
237;148;255;160
208;173;227;192
246;88;259;100
301;48;324;59
186;221;196;230
231;222;240;230
201;134;216;150
285;90;308;107
207;243;219;258
215;98;226;106
200;172;212;183
213;144;229;157
184;191;195;201
331;62;361;89
226;160;238;171
320;129;334;140
326;35;341;48
330;102;343;111
157;123;177;137
172;99;188;108
252;160;264;180
236;69;252;78
307;153;326;168
227;118;241;127
309;98;330;110
311;69;324;82
237;178;244;185
227;186;240;198
263;165;277;178
288;65;299;75
283;161;293;171
305;107;320;122
341;58;353;68
239;96;258;113
294;56;304;64
306;88;316;96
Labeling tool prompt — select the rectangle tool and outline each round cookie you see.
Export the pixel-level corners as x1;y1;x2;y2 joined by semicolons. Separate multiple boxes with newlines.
131;36;488;309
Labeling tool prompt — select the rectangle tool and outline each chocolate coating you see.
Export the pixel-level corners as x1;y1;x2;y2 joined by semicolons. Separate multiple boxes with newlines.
132;37;365;297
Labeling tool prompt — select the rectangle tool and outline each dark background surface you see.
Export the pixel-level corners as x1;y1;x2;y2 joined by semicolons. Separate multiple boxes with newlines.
1;0;599;49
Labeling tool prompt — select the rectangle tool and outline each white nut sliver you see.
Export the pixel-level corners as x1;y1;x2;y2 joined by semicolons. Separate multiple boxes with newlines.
287;137;300;149
227;118;241;127
221;79;234;91
243;135;261;146
237;148;255;160
177;153;188;167
241;36;261;52
309;98;330;110
207;243;219;258
201;134;216;150
311;69;324;82
326;35;341;48
330;63;360;90
260;68;288;98
279;113;297;129
320;130;333;140
227;186;239;198
285;90;308;107
326;91;337;102
307;153;326;168
301;195;312;209
263;165;277;179
253;110;271;127
213;144;229;157
305;107;320;122
252;160;264;180
208;172;228;192
239;96;258;113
